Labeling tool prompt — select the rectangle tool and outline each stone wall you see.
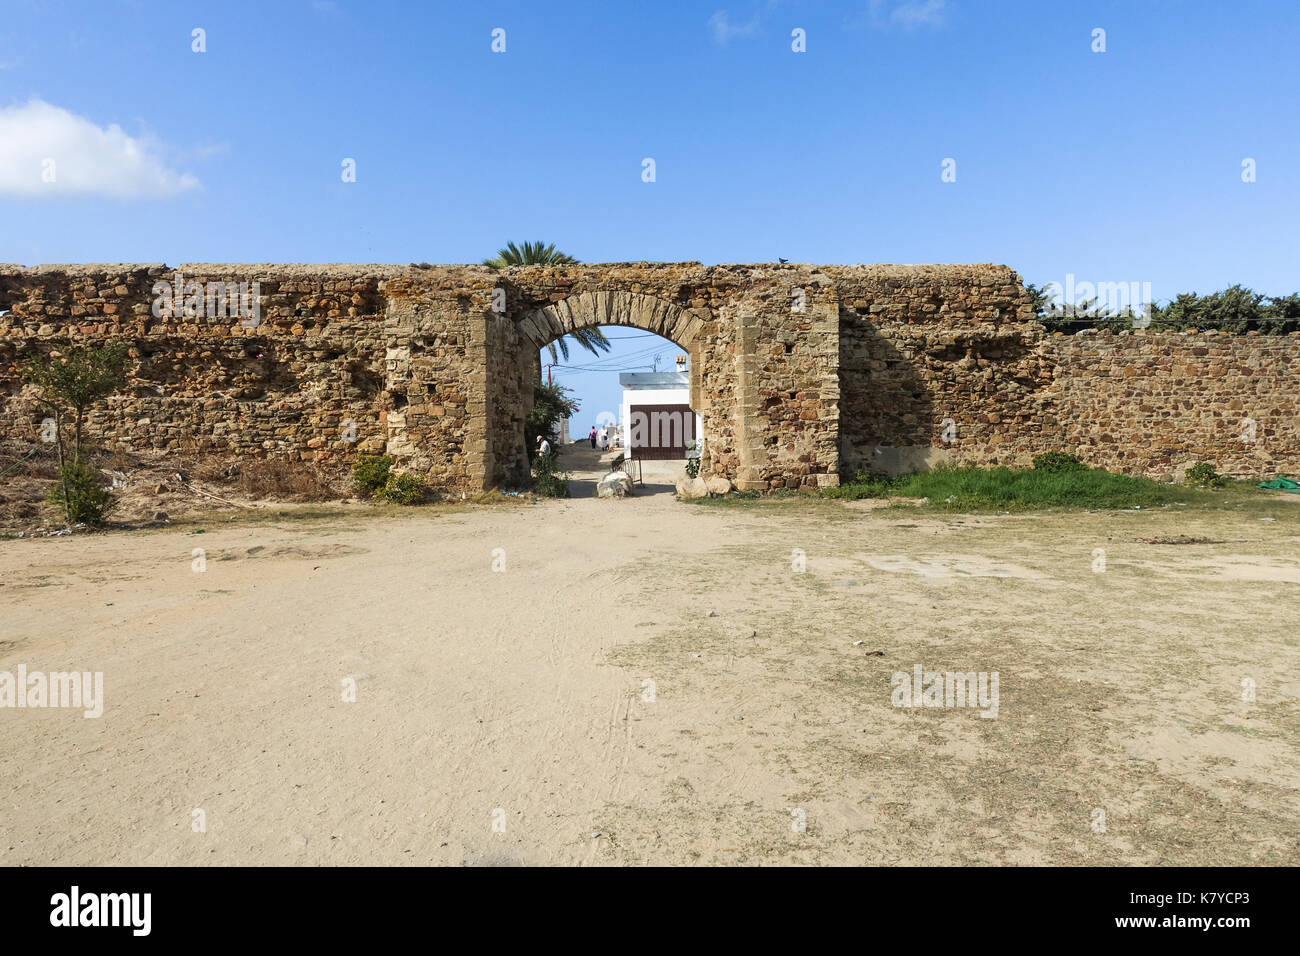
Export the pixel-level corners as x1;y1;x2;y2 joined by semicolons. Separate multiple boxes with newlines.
832;264;1040;478
1;261;1297;493
1046;331;1300;479
0;263;395;463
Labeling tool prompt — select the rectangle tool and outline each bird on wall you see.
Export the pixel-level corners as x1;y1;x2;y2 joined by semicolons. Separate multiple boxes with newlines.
778;258;789;264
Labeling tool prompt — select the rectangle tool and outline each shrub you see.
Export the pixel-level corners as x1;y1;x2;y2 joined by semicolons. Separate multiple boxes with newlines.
525;382;580;462
1184;462;1226;488
531;450;569;498
684;440;701;479
353;454;392;495
378;472;426;505
47;461;115;526
1032;451;1086;473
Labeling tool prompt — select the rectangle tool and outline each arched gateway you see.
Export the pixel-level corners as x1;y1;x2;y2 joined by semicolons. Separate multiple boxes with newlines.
509;290;705;484
487;264;858;492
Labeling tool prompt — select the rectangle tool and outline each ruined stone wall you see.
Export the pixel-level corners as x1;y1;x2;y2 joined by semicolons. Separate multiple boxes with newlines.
833;264;1043;477
1045;331;1300;479
379;269;498;489
0;264;394;461
833;264;1300;480
2;261;1297;494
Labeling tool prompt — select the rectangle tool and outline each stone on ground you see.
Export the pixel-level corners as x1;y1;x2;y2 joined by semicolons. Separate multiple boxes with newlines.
675;476;710;499
705;476;733;495
598;471;634;498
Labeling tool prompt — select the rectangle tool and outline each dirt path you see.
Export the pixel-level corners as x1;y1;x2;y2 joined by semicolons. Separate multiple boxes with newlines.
2;496;1297;865
554;442;684;498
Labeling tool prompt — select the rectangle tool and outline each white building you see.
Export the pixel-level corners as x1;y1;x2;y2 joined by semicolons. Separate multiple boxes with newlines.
618;369;701;462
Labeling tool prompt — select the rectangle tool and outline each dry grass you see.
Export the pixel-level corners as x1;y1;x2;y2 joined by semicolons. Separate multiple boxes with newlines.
0;439;353;534
231;458;342;501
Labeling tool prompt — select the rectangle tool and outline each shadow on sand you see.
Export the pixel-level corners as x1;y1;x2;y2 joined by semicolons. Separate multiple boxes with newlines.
554;444;681;498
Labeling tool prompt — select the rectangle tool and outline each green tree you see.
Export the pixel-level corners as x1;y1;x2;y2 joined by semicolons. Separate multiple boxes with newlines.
482;241;612;363
525;381;579;462
1026;281;1136;333
22;342;132;525
1147;285;1299;334
1024;281;1053;319
23;342;131;465
483;240;578;270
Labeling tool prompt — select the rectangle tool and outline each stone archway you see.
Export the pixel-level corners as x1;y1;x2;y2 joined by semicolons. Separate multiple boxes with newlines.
516;290;704;353
508;290;708;486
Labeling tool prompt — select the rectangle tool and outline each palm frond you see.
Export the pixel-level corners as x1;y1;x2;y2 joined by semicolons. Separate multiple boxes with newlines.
570;327;611;354
485;239;580;268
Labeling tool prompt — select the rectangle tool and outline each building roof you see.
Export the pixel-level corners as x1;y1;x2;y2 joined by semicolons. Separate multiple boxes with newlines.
618;371;689;389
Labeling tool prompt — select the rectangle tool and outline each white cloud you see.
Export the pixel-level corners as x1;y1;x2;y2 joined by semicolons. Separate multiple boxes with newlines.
849;0;950;30
890;0;948;28
0;99;200;199
709;10;761;45
708;1;781;46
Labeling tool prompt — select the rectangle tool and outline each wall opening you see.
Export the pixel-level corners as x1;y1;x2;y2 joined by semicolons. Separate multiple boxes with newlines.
529;322;698;495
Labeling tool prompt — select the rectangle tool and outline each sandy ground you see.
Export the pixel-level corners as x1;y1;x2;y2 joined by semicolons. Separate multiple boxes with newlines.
2;461;1298;866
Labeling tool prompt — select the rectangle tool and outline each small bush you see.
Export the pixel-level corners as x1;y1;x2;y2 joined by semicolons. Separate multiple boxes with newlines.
48;461;115;526
378;472;426;505
684;440;701;479
531;450;569;498
1184;462;1226;488
1032;451;1086;473
353;454;392;495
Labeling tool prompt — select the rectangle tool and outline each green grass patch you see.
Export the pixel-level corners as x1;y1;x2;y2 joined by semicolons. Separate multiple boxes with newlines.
822;465;1236;511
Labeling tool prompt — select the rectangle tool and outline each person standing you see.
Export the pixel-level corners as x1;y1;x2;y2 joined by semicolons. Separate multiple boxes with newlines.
537;434;551;457
589;426;597;448
598;427;609;451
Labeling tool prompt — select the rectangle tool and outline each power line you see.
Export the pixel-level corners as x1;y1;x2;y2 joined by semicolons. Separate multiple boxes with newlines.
551;343;669;370
552;361;663;374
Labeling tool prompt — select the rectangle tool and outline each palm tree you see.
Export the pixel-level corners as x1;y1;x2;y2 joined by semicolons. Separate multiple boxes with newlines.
483;240;577;270
483;241;611;364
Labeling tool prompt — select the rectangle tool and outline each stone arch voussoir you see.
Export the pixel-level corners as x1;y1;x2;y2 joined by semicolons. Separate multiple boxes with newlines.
519;290;699;351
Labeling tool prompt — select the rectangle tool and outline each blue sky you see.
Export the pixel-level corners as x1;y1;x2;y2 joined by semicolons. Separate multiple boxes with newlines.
2;0;1296;426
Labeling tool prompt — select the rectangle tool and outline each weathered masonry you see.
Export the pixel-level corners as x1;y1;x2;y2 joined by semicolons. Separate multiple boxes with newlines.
2;262;1297;490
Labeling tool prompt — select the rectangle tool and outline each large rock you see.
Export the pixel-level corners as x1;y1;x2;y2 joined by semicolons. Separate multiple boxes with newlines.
675;476;710;499
598;471;634;498
705;476;733;495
